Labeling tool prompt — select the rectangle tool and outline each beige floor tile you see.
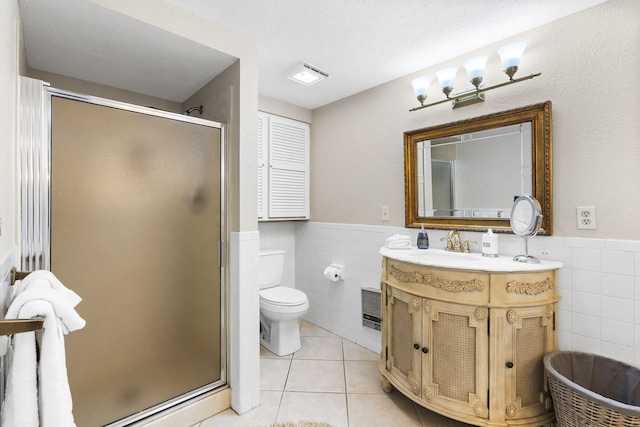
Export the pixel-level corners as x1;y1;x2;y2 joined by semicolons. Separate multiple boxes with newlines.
415;404;475;426
276;391;348;427
347;391;421;427
285;360;345;393
293;336;343;360
198;390;282;427
299;320;337;337
342;339;379;361
260;358;291;391
345;360;385;394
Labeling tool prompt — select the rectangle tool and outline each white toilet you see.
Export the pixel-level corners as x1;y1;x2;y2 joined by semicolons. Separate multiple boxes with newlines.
259;249;309;356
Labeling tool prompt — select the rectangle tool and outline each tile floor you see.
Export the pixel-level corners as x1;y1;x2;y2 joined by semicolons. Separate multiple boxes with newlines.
195;321;471;427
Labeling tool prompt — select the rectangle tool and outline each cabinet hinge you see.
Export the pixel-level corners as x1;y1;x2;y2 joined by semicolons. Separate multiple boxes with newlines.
553;311;556;331
385;346;388;364
487;317;490;335
487;390;490;408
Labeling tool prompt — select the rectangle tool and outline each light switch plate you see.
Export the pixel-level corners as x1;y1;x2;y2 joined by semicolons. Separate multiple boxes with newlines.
381;206;389;221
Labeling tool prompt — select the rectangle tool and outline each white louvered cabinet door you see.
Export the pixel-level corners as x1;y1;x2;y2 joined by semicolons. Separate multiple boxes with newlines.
266;114;309;219
257;112;268;219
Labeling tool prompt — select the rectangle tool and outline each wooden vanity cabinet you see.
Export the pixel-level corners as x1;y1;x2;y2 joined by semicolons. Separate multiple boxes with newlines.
380;257;559;427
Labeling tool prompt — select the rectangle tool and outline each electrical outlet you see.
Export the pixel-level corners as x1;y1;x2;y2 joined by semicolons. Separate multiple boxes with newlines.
381;206;390;221
576;206;596;230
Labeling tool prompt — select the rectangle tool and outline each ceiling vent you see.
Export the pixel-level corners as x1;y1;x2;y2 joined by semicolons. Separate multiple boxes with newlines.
283;62;329;86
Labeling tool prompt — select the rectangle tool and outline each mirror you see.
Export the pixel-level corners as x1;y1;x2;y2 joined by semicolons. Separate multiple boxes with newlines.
511;195;543;263
404;101;552;234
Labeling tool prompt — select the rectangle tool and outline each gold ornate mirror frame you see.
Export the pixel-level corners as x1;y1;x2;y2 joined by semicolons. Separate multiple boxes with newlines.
404;101;552;235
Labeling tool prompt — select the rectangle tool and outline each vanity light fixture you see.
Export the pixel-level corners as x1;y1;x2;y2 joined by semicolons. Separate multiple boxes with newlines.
283;62;329;86
410;76;432;105
410;42;540;112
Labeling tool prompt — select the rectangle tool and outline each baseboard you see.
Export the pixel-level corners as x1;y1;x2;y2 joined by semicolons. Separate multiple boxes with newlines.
139;387;231;427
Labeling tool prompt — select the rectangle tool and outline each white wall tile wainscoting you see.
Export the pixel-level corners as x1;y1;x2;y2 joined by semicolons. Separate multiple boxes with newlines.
268;221;640;366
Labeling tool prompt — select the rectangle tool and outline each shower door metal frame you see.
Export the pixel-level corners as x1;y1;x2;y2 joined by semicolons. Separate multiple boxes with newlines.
18;77;230;426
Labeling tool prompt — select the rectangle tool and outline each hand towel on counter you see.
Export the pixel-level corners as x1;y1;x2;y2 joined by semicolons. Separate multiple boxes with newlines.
385;234;412;249
0;271;85;427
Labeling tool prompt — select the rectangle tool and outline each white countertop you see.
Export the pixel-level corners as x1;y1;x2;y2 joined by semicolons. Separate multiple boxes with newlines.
380;247;563;272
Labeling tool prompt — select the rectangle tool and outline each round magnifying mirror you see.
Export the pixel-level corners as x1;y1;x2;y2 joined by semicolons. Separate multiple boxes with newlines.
510;195;542;263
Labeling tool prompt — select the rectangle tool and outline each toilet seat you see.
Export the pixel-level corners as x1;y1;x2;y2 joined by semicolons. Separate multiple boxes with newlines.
260;287;308;306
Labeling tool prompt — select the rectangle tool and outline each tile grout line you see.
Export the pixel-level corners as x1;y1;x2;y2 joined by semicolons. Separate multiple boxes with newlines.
341;338;350;427
272;355;292;425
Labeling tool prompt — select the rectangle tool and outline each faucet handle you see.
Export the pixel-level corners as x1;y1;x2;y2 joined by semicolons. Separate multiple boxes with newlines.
463;240;478;253
440;236;453;250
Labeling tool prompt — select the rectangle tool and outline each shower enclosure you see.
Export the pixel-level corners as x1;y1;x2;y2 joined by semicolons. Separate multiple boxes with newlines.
19;78;227;426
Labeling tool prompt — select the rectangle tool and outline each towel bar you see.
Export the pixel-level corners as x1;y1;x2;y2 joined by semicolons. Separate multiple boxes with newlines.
3;269;44;335
0;319;44;336
10;267;31;286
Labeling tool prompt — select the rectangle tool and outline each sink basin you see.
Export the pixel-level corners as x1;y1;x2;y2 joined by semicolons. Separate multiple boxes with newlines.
404;250;482;268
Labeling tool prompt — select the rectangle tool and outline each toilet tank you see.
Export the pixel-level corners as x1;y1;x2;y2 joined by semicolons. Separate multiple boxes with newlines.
259;249;285;289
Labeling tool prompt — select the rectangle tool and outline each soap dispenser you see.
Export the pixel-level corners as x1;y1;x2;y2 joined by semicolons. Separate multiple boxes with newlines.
482;229;499;257
417;225;429;249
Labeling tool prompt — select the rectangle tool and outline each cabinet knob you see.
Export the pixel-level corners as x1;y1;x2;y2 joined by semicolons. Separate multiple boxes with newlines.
422;347;429;354
506;362;514;368
414;343;420;350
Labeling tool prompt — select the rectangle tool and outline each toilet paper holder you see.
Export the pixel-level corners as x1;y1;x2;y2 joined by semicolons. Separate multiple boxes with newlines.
323;263;344;281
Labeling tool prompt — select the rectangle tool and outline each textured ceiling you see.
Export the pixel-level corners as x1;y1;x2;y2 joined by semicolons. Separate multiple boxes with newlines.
19;0;607;109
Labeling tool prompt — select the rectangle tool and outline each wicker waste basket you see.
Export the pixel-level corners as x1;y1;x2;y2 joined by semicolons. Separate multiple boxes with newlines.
544;351;640;426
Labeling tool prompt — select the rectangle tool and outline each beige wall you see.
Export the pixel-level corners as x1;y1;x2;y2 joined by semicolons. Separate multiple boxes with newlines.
310;0;640;240
259;94;312;124
27;68;182;113
184;60;243;232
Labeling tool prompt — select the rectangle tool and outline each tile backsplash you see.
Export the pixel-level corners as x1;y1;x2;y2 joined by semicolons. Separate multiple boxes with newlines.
291;222;640;367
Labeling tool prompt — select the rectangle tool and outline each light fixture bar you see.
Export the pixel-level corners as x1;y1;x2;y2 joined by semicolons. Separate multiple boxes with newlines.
410;72;541;112
452;91;485;109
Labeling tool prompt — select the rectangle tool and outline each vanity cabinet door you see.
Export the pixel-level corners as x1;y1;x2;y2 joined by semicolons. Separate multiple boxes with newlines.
493;304;556;423
422;299;489;420
384;285;423;397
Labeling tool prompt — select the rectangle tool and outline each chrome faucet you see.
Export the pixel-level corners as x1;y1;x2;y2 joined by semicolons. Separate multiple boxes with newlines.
441;230;476;253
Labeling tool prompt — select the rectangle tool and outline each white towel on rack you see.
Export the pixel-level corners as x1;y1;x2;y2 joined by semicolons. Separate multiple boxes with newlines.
11;270;82;308
0;286;85;355
1;307;39;427
0;274;84;427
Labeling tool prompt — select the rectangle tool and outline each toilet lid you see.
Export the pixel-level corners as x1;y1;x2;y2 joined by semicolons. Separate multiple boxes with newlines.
260;287;307;306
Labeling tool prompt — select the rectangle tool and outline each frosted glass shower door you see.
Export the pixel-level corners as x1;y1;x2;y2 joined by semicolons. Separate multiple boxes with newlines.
50;96;223;426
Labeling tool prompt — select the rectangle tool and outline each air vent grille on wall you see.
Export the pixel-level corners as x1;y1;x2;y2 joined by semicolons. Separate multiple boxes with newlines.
362;288;381;331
